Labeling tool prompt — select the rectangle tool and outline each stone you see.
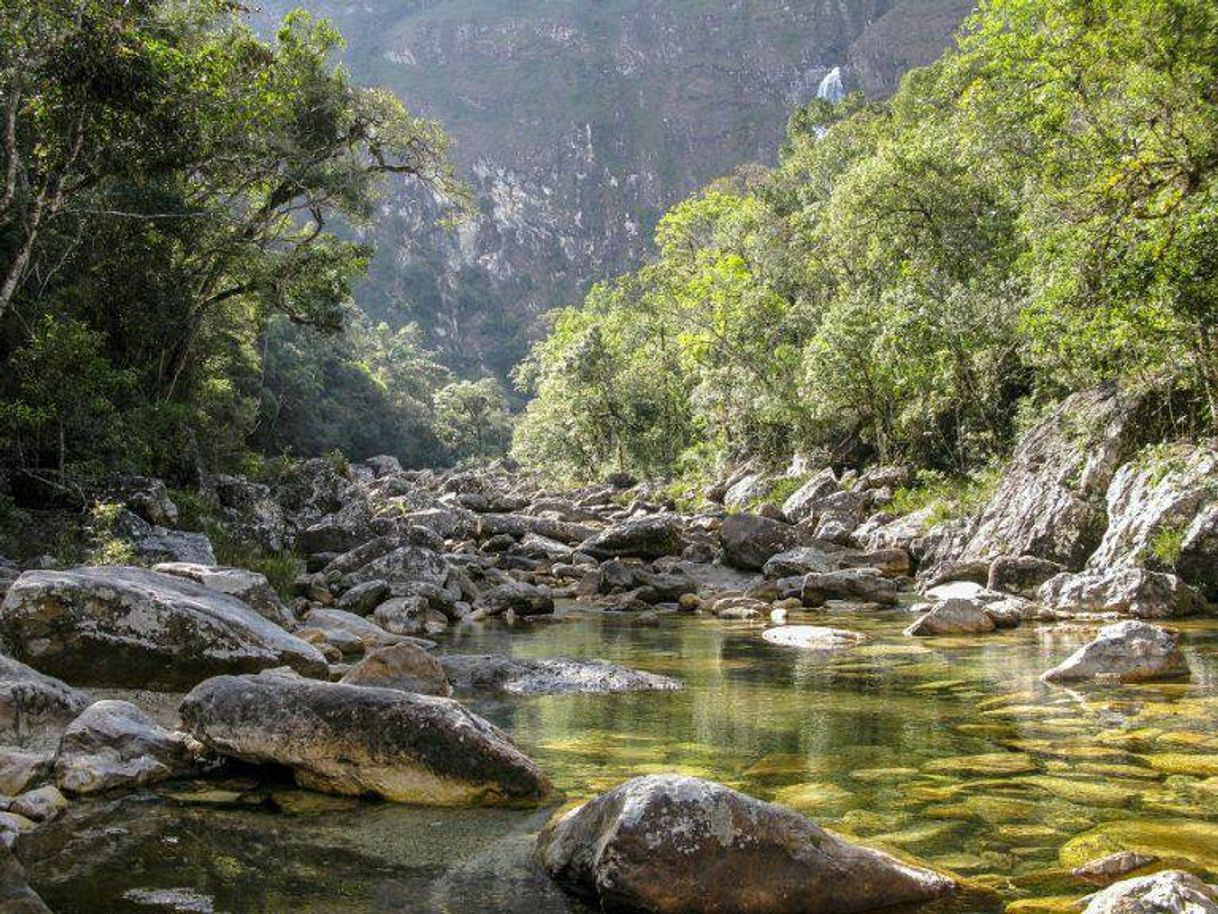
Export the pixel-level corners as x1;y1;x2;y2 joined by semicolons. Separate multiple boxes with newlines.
343;545;448;590
987;555;1065;598
335;579;390;616
720;513;800;571
1041;620;1189;684
838;548;912;578
1082;871;1218;914
1037;568;1203;619
537;774;954;914
578;515;684;560
0;568;327;689
762;547;833;579
800;569;898;606
179;672;552;806
963;382;1157;567
904;599;997;637
153;562;294;629
517;533;574;562
104;476;179;527
301;608;430;654
477;581;554;617
372;596;449;636
54;700;196;795
0;654;90;744
440;655;681;696
480;514;598;546
723;473;773;510
1072;851;1159;885
762;626;867;651
8;786;66;823
0;752;52;796
125;515;216;566
782;469;840;523
339;643;451;697
0;844;52;912
1088;444;1218;601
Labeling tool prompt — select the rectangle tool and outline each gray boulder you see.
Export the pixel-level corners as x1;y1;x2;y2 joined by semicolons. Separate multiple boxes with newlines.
180;672;552;806
1088;444;1218;601
477;581;554;618
372;597;449;636
1042;620;1189;684
904;599;997;637
963;382;1156;568
8;785;66;823
723;473;773;510
781;469;839;523
343;545;448;590
303;608;428;652
441;655;681;696
987;554;1064;598
0;654;90;744
481;514;597;546
0;567;328;688
578;516;684;560
762;547;834;579
153;562;294;629
340;643;451;697
335;579;390;616
1082;870;1218;914
1037;568;1203;618
55;700;196;795
721;514;800;571
537;774;954;914
800;569;898;606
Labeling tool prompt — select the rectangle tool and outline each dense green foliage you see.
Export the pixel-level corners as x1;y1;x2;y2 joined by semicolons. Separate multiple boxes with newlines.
0;0;465;492
513;0;1218;483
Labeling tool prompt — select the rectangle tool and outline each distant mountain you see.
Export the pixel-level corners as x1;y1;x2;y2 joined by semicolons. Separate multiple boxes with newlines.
255;0;974;377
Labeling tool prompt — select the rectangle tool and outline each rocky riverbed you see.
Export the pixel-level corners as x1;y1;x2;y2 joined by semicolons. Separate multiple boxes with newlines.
0;384;1217;912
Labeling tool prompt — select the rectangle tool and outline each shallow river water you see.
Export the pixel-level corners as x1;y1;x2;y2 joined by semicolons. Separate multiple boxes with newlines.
26;604;1218;913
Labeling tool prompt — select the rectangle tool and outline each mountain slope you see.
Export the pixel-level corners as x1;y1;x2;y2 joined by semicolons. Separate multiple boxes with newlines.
257;0;973;375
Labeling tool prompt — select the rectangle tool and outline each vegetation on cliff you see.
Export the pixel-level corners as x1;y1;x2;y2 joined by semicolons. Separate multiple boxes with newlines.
514;0;1218;482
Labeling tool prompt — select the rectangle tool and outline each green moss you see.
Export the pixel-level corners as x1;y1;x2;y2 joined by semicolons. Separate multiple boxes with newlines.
890;468;1000;528
1149;523;1187;567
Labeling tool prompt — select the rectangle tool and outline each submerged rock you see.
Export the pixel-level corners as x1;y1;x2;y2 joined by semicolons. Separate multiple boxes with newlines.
1041;620;1188;684
440;655;680;696
0;843;52;912
537;774;954;914
54;700;196;795
762;626;867;651
1082;870;1218;914
339;643;451;697
179;672;552;806
0;568;328;689
1072;851;1159;885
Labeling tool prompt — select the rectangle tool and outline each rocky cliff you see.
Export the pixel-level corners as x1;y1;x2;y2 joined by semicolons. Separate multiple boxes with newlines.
255;0;973;376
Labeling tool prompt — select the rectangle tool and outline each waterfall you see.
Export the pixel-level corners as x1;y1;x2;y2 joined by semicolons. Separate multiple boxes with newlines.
816;66;845;104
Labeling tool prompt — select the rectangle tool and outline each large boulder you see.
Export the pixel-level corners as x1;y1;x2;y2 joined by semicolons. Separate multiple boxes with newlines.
342;545;448;590
962;383;1156;568
339;643;451;697
0;568;328;689
761;626;867;651
720;514;800;571
1087;443;1218;601
537;774;954;914
723;474;773;510
0;654;90;744
781;469;840;523
578;516;684;560
301;608;426;652
1042;620;1189;684
1082;870;1218;914
476;581;554;618
481;514;597;546
904;599;996;637
800;569;898;606
153;562;294;629
986;554;1064;598
54;700;196;795
179;672;552;806
440;655;681;696
1037;568;1203;618
762;547;834;579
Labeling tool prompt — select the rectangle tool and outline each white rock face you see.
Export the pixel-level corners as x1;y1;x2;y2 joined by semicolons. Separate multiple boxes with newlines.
1038;567;1203;619
1082;870;1218;914
1041;620;1189;684
153;562;294;629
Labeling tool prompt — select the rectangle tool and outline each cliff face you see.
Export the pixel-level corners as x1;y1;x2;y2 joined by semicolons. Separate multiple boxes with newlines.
257;0;973;375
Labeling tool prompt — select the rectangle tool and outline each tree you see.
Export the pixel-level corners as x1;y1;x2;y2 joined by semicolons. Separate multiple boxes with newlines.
434;378;512;462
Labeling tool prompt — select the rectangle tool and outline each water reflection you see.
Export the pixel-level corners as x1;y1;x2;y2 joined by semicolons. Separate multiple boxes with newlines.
27;606;1218;912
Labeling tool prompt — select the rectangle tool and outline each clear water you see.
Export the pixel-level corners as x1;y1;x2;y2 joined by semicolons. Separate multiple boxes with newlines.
27;604;1218;913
